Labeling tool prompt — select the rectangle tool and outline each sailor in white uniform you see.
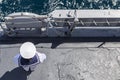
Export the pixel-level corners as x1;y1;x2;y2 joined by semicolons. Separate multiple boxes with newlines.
14;42;46;71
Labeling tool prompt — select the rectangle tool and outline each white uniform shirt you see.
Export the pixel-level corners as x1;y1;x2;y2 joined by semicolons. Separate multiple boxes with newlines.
14;51;46;65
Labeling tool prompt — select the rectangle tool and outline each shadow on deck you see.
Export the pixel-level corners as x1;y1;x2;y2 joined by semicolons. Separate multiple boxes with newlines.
0;67;31;80
0;36;120;48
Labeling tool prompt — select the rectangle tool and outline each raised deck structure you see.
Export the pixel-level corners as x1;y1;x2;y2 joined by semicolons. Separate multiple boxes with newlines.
1;10;120;37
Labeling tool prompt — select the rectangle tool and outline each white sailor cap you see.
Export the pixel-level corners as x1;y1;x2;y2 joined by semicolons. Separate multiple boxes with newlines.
20;42;36;59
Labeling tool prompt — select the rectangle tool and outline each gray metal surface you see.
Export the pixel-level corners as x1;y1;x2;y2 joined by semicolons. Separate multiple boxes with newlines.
0;37;120;80
2;10;120;37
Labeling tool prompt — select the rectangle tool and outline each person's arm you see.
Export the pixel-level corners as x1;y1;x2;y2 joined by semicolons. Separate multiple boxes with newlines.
36;51;46;63
13;54;20;65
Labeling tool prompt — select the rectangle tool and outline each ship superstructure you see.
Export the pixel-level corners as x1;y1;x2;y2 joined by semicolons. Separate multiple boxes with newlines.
1;10;120;37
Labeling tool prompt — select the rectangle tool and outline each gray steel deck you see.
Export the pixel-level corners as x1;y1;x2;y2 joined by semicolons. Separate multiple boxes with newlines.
1;37;120;80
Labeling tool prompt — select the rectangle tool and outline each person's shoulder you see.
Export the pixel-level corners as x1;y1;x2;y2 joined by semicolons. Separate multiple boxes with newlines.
14;54;21;60
36;51;46;63
37;52;45;57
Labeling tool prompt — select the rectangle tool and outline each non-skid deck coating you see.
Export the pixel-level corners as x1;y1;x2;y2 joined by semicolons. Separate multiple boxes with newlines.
1;37;120;80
